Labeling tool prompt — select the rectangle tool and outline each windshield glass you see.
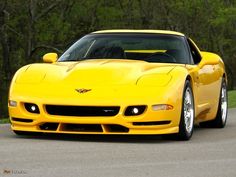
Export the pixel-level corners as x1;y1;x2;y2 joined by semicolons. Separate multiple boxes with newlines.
58;33;189;64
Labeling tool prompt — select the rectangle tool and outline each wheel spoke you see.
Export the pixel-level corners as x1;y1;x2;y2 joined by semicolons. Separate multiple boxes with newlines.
221;84;227;124
183;88;194;134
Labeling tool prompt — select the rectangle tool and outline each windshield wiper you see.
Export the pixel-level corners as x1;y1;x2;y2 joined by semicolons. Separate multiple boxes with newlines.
60;59;82;62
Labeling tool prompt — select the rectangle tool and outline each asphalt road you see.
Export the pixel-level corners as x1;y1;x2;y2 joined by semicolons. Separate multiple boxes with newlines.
0;109;236;177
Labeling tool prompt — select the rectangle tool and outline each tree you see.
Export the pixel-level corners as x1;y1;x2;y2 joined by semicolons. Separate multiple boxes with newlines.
0;0;235;118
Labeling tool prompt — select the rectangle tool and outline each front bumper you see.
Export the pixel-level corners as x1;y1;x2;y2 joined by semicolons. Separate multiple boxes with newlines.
9;101;180;135
9;83;183;135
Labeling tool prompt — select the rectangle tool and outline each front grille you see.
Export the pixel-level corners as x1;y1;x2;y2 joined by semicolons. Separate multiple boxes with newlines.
45;105;120;117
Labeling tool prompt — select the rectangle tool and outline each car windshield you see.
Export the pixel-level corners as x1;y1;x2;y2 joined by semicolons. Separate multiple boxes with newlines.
58;33;190;64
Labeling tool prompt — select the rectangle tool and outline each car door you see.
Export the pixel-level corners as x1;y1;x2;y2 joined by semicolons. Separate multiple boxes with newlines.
187;38;220;117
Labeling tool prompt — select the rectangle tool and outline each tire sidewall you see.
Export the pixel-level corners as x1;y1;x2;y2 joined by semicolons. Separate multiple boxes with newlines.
179;80;195;140
217;78;228;127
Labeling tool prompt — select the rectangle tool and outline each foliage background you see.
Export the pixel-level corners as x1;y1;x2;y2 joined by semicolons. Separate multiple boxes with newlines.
0;0;236;118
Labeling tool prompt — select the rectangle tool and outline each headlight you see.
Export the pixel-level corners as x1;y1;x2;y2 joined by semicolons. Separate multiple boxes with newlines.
15;65;45;84
136;74;172;87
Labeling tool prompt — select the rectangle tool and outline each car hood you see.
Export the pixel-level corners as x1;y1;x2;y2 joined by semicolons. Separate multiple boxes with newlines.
16;59;176;86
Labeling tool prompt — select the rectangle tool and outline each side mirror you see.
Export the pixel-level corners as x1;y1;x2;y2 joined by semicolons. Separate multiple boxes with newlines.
199;56;219;68
43;53;58;63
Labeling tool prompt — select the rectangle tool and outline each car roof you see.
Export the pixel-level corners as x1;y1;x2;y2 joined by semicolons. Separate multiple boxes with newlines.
92;29;185;36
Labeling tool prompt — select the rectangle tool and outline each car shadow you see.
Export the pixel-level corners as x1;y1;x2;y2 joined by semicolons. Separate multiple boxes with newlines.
12;132;171;143
11;128;202;144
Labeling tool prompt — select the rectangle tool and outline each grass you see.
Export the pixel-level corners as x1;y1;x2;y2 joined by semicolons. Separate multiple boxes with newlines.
228;90;236;108
0;118;10;124
0;90;235;124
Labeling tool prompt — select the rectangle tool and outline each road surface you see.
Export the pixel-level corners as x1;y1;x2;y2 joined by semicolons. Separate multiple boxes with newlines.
0;108;236;177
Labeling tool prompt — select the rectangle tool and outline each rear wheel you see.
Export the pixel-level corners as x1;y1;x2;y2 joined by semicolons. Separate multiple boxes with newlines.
200;78;228;128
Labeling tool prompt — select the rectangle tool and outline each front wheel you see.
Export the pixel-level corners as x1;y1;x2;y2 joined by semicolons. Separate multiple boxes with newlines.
163;80;195;141
177;80;195;140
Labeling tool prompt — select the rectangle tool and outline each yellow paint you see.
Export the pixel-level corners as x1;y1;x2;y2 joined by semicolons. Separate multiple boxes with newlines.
43;53;58;63
93;29;184;36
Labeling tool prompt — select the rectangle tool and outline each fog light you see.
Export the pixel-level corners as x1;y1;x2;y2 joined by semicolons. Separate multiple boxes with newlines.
152;104;173;111
132;107;139;114
24;103;40;114
30;105;36;112
9;100;17;107
124;105;146;116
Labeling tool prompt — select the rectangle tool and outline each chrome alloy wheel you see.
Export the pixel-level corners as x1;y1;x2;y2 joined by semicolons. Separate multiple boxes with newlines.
221;83;227;124
183;87;194;134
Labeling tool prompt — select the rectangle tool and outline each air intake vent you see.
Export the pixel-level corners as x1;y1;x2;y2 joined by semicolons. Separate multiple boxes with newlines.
45;105;120;117
39;123;59;131
133;121;171;126
62;124;103;132
12;117;33;123
105;124;129;132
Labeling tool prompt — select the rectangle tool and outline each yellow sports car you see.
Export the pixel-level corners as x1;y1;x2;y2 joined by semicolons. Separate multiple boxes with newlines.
8;30;228;140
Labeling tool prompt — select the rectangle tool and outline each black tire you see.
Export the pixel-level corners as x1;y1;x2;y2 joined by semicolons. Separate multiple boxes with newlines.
199;78;228;128
177;80;195;140
163;80;195;141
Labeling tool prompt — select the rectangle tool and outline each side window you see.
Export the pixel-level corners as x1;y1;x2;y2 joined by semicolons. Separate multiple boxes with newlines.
187;39;202;64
